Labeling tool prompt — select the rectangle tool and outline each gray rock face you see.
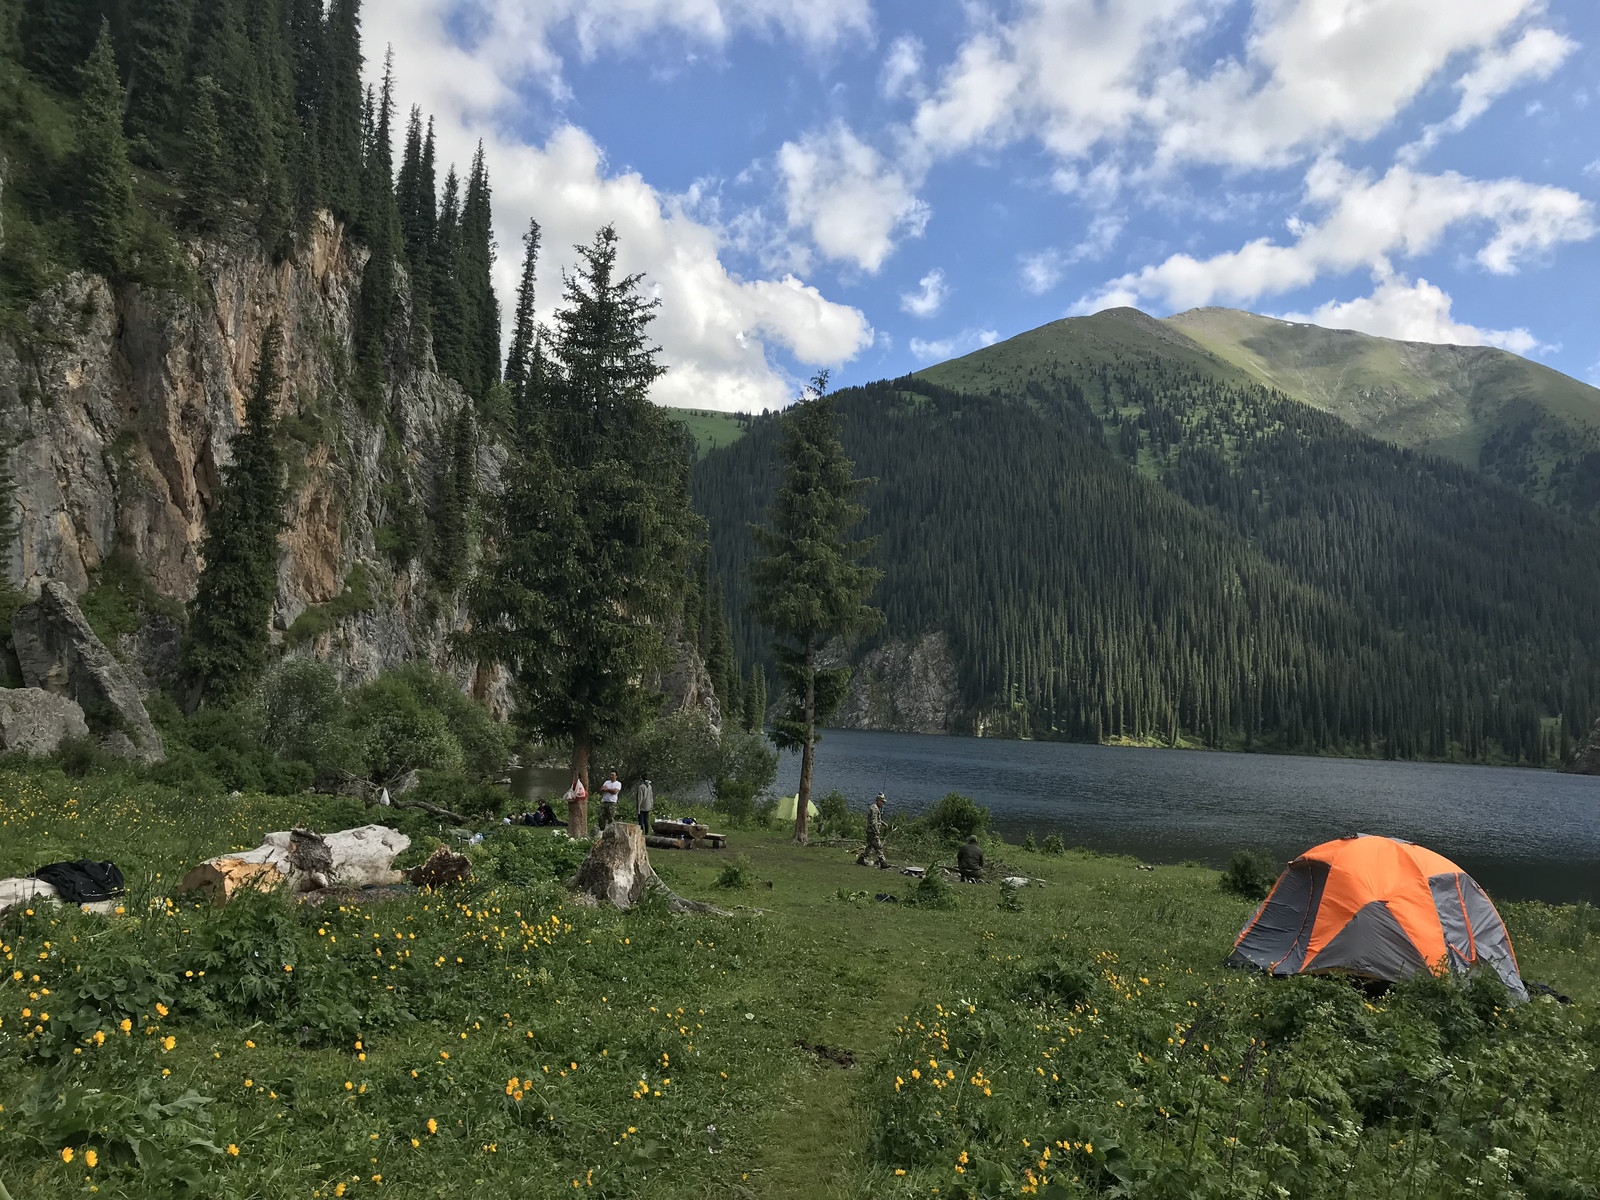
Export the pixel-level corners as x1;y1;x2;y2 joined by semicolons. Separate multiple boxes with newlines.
833;632;962;734
11;582;164;762
1562;717;1600;775
0;687;90;756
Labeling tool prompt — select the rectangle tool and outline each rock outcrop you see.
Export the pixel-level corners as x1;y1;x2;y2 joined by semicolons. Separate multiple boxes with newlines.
11;581;164;761
0;687;90;756
832;632;962;734
1562;717;1600;774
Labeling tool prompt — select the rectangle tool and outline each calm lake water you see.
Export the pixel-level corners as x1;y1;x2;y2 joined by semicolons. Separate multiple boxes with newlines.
773;730;1600;905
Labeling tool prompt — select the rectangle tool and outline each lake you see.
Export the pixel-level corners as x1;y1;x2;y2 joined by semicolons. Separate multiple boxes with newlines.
773;730;1600;905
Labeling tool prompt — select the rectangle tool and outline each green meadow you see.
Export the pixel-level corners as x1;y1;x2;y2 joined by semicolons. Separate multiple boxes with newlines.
2;766;1597;1199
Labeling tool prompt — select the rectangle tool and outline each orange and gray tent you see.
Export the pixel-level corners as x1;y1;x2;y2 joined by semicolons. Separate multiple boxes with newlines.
1227;835;1527;1001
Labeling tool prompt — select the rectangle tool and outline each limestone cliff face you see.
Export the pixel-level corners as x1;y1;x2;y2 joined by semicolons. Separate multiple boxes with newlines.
0;215;711;718
832;632;961;734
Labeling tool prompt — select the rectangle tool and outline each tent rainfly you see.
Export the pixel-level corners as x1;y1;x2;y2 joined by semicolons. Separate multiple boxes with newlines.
1226;834;1527;1002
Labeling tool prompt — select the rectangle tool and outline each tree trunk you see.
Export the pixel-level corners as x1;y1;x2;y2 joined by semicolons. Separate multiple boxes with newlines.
796;641;815;844
569;734;591;838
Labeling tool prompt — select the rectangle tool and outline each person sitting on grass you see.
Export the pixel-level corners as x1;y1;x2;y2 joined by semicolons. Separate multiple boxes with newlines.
957;834;984;883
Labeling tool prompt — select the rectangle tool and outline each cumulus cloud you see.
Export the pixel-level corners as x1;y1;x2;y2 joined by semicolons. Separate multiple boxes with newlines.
1280;268;1542;355
881;35;925;100
364;0;875;412
1077;159;1594;312
1019;214;1125;294
776;124;930;272
908;328;1001;362
900;269;949;317
1402;27;1577;161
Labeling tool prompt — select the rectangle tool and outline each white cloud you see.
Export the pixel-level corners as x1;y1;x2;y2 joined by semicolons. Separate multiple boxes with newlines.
366;1;875;412
900;268;949;317
1078;159;1594;312
1402;27;1576;160
908;328;1001;362
881;35;925;100
776;124;930;272
1280;268;1542;355
1020;214;1125;294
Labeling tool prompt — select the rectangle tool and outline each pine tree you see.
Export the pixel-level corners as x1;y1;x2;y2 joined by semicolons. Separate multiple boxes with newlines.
744;664;768;733
317;0;363;223
185;323;287;708
747;372;883;842
503;217;541;423
125;0;193;142
182;76;227;230
430;409;476;591
76;20;135;278
19;0;97;91
458;144;500;404
462;226;700;837
395;107;436;330
431;166;468;386
354;55;399;406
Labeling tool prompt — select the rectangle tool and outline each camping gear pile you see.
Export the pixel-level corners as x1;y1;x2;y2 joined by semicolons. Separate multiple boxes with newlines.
1227;834;1528;1001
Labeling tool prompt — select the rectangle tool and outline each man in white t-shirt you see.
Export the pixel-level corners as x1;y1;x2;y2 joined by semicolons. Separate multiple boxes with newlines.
599;771;623;828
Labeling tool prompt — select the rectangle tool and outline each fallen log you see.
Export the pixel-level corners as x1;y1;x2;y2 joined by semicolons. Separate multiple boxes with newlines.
179;825;411;902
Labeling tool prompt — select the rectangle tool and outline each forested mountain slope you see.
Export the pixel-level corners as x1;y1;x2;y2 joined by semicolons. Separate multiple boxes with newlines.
696;350;1600;764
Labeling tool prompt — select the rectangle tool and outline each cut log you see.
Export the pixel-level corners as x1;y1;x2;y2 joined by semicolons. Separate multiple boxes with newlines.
0;876;59;916
403;847;472;889
179;825;410;901
569;824;730;915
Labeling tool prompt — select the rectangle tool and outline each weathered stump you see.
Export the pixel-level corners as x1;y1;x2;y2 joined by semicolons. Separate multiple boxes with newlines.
404;846;472;889
568;824;730;915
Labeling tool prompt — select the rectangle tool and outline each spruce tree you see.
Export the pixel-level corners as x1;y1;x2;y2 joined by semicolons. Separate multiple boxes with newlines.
185;323;287;708
19;0;97;91
354;57;399;406
458;144;500;403
317;0;363;223
430;409;476;590
431;166;468;386
744;664;768;733
76;21;135;278
125;0;193;142
747;372;882;842
462;226;700;836
396;107;436;329
503;217;541;422
183;76;227;230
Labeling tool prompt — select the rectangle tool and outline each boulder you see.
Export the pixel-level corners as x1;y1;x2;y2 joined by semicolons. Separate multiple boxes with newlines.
10;581;164;763
1563;717;1600;774
0;688;90;756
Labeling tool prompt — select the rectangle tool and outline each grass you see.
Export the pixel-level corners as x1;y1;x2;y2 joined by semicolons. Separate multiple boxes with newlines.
1;764;1597;1198
669;409;750;459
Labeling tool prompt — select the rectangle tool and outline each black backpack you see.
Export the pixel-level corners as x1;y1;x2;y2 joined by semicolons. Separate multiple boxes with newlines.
32;860;126;904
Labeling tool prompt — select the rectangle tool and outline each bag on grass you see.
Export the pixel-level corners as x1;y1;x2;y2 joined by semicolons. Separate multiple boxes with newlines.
32;859;126;904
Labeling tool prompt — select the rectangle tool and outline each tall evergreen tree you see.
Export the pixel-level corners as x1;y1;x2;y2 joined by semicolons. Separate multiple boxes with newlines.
125;0;193;142
18;0;97;91
462;226;700;837
76;20;135;278
503;217;541;422
430;409;476;590
182;75;227;230
354;55;399;404
744;664;768;733
747;372;883;842
317;0;363;223
185;323;287;708
458;143;500;403
431;166;468;386
395;107;436;330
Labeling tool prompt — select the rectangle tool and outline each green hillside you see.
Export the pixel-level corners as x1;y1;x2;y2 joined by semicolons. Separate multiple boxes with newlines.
920;307;1600;516
697;353;1600;762
669;408;750;458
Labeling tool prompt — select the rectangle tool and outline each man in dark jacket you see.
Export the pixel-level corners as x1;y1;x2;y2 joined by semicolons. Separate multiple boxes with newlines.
956;835;984;882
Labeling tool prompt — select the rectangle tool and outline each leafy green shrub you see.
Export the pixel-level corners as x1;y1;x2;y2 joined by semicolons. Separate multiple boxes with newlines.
754;794;778;827
1021;831;1037;852
714;855;757;890
713;729;778;826
1006;957;1093;1006
923;792;989;842
409;768;512;818
904;870;958;910
998;880;1023;911
603;708;721;795
56;734;114;778
469;826;587;888
815;789;864;839
347;672;465;779
1041;833;1065;856
1221;849;1278;900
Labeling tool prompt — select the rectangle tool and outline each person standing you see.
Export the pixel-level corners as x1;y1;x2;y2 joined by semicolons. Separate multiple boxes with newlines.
635;777;655;834
857;793;888;868
599;771;623;828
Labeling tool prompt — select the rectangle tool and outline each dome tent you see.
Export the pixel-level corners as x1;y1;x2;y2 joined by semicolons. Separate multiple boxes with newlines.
1226;835;1527;1002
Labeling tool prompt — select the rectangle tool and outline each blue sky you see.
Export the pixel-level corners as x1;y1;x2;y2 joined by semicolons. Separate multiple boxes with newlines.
370;0;1600;410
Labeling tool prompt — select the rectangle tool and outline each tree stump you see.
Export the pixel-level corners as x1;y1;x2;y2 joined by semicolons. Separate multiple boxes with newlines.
569;824;730;915
404;847;472;889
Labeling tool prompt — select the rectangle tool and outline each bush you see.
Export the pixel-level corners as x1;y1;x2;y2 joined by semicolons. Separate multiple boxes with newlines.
714;855;757;890
1041;833;1065;856
815;789;864;840
998;881;1023;911
1006;957;1094;1006
346;673;465;780
924;792;989;842
903;869;958;910
603;708;721;795
1221;849;1278;900
1021;832;1037;852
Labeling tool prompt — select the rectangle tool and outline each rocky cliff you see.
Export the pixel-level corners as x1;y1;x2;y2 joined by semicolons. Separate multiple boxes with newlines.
0;214;712;721
832;632;961;734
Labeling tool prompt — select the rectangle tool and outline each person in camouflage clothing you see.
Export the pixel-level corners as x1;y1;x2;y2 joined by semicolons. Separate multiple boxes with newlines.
858;793;889;867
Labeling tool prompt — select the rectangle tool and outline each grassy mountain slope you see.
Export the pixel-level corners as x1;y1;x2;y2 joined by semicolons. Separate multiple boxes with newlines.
669;408;750;459
697;351;1600;762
